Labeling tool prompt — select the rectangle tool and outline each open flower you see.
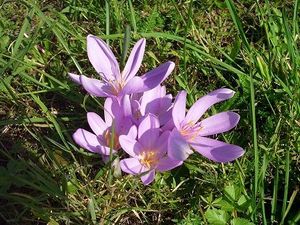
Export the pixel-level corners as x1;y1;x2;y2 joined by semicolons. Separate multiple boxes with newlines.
69;35;175;98
168;88;244;162
72;96;134;155
119;114;182;185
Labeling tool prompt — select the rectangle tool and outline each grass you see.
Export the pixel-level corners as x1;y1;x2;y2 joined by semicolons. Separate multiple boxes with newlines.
0;0;299;224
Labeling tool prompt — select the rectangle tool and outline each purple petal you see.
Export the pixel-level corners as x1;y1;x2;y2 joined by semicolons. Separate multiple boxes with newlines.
122;61;175;94
161;119;175;132
120;158;144;175
141;169;155;185
184;88;235;124
127;125;137;139
123;38;146;81
139;128;160;150
172;91;187;129
168;129;193;161
156;157;183;172
140;85;162;115
119;134;143;157
121;95;132;118
104;98;113;126
159;108;172;126
68;73;81;84
189;136;244;163
87;112;108;136
138;114;160;139
199;112;240;136
70;74;109;97
87;35;120;80
155;130;170;157
73;128;108;154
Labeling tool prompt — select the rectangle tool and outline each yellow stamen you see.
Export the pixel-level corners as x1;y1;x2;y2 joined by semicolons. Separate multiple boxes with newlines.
139;151;158;169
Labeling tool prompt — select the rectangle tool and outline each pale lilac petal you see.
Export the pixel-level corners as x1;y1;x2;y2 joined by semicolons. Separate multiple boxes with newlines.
80;75;109;97
104;98;113;126
87;112;108;136
121;95;132;118
122;61;175;94
172;91;187;129
140;85;162;115
110;97;123;120
120;158;144;175
156;157;183;172
141;169;155;185
168;129;193;161
127;125;137;139
144;94;173;118
199;112;240;136
189;136;245;163
139;128;160;149
155;131;170;156
73;129;102;153
184;88;235;124
68;73;81;84
119;135;143;157
69;73;109;97
87;35;120;80
123;38;146;81
138;114;160;139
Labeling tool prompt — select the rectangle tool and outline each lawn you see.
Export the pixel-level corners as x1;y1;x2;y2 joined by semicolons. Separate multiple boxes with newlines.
0;0;299;224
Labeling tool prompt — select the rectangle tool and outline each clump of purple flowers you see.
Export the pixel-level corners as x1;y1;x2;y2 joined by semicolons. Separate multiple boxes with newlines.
70;35;245;185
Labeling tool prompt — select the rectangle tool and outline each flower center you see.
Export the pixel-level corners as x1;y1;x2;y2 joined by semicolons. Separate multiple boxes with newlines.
109;79;125;95
104;129;121;150
139;151;158;169
180;121;203;141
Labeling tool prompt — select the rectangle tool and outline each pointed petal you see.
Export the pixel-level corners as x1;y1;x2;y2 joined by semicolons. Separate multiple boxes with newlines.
138;114;160;139
73;129;104;154
68;73;81;84
168;129;193;161
189;136;245;163
141;169;155;185
184;88;235;124
172;91;187;129
127;125;137;139
122;61;175;94
73;74;109;97
156;157;183;172
87;35;120;80
199;112;240;136
87;112;108;136
119;135;143;157
123;38;146;81
120;158;144;175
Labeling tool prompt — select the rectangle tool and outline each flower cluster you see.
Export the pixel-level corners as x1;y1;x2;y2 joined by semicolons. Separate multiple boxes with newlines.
70;35;245;185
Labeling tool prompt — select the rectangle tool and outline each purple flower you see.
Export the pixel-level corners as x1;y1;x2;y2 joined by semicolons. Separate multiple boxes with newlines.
119;114;182;185
69;35;175;98
168;88;245;162
73;96;134;155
